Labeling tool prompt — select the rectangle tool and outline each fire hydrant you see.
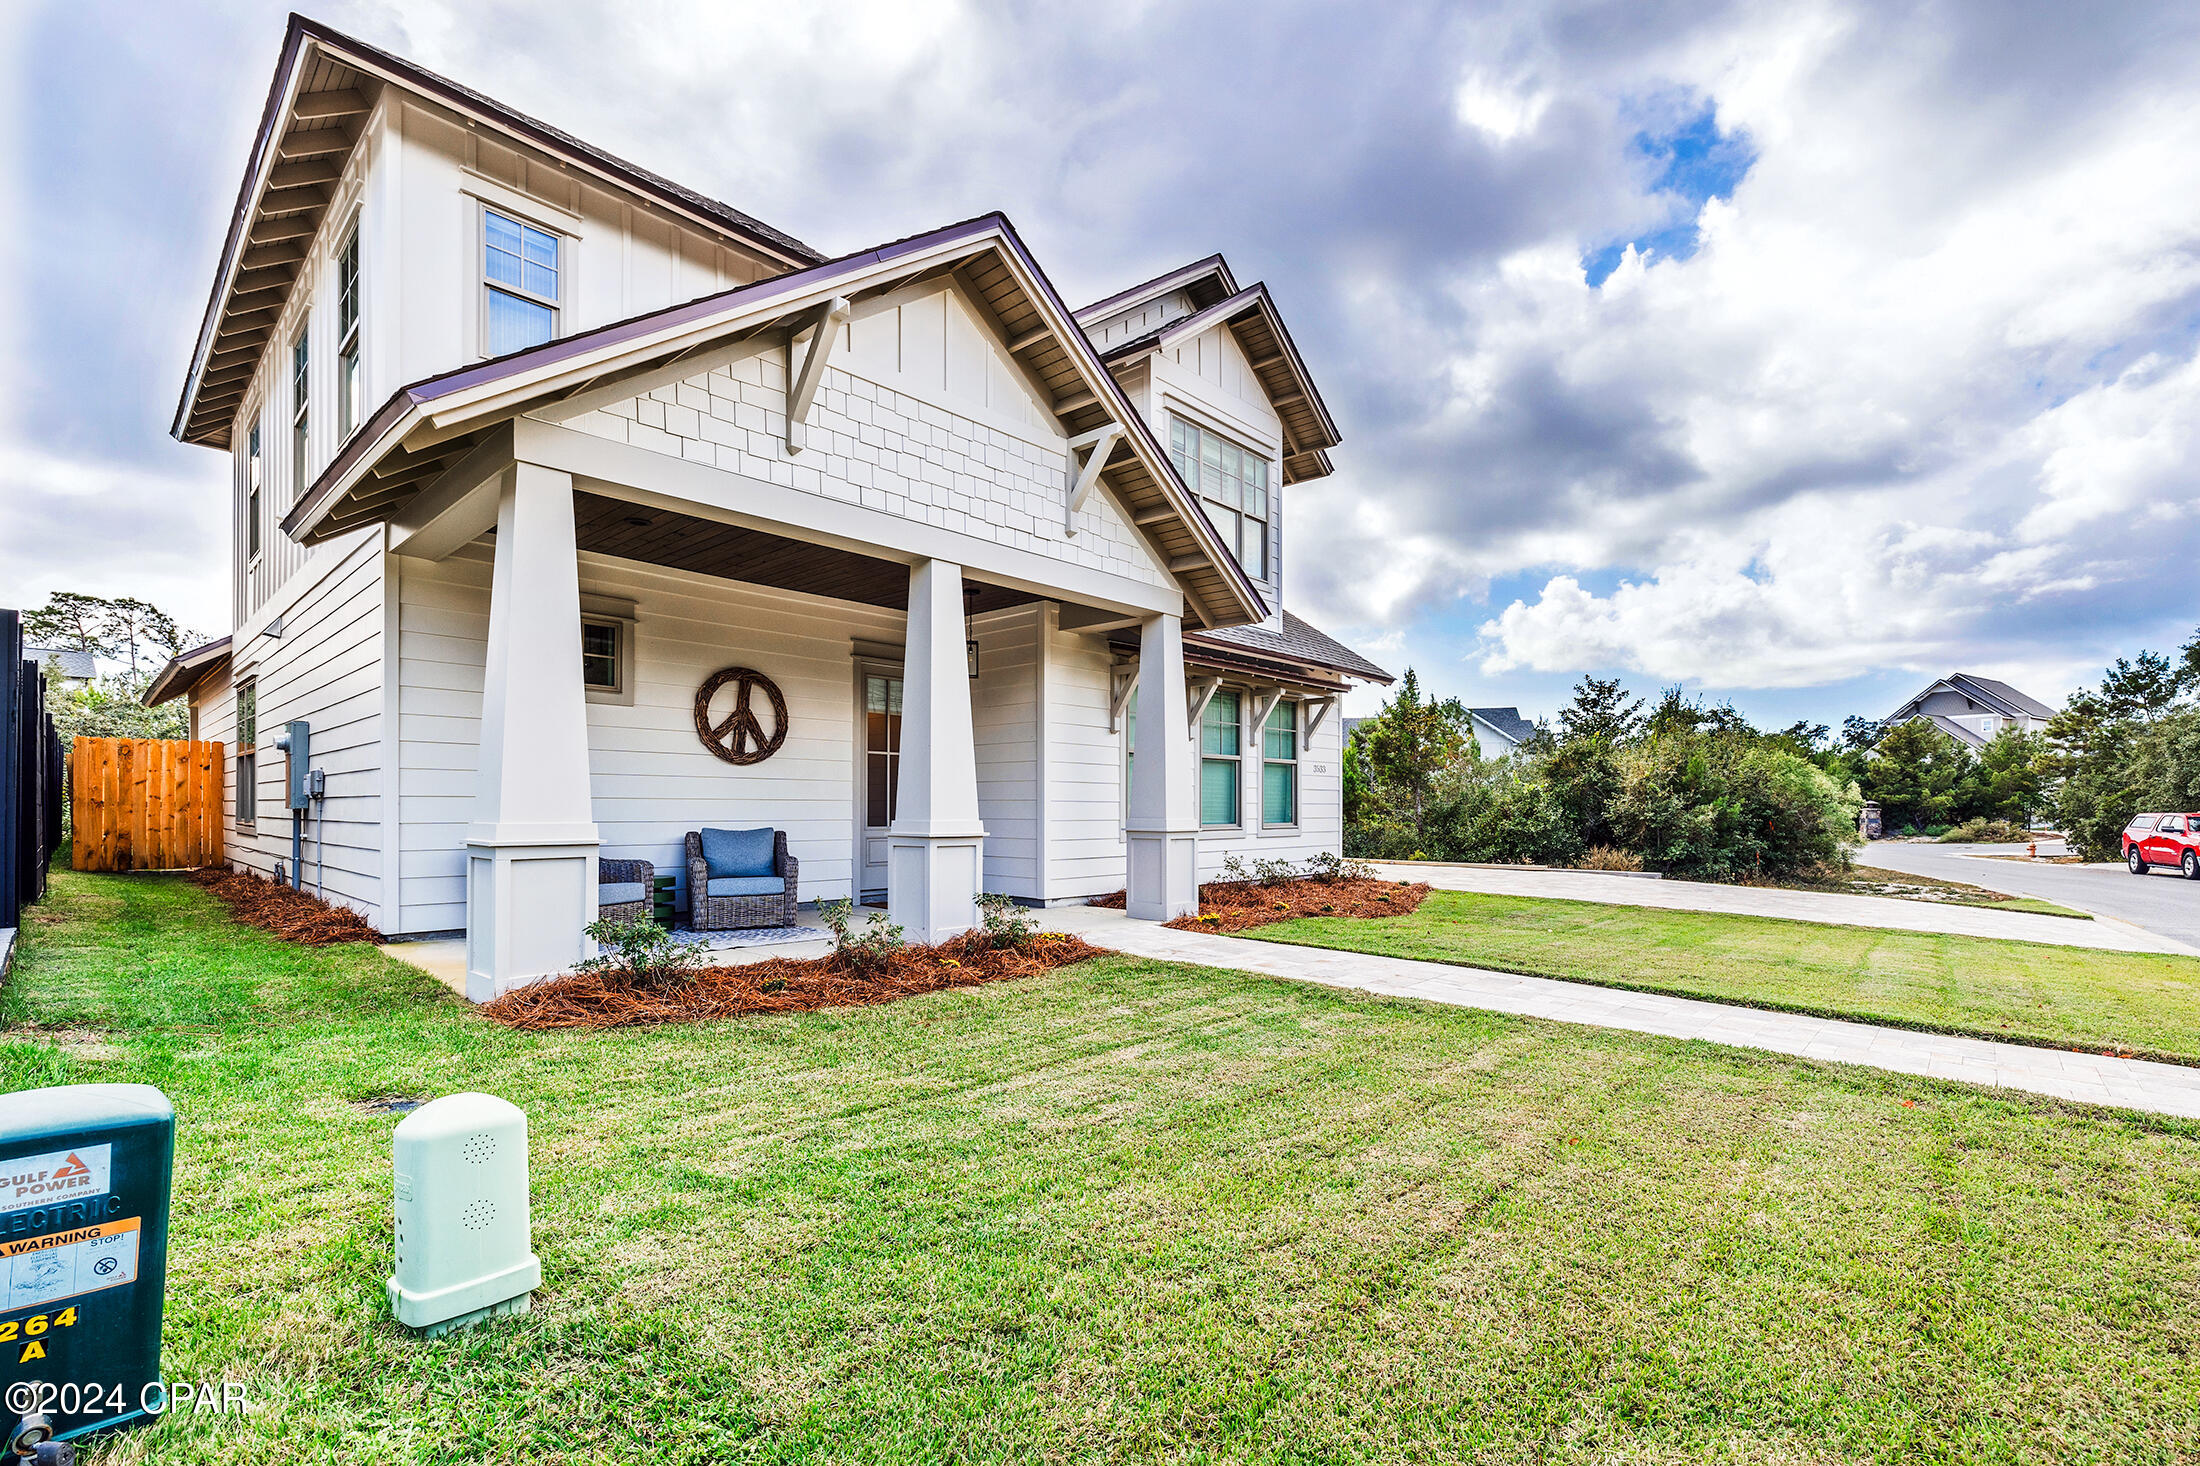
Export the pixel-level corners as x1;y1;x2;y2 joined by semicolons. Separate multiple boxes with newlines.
2027;841;2038;859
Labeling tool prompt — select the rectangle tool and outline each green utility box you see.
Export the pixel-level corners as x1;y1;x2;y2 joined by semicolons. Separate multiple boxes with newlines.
0;1085;173;1444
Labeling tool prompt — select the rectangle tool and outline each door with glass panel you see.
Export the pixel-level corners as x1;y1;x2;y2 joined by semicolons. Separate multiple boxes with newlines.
858;672;903;903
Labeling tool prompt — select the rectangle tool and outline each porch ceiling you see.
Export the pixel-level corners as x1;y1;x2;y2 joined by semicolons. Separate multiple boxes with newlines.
571;491;1040;614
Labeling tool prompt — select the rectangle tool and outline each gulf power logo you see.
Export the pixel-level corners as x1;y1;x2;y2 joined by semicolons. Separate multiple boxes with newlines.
3;1144;112;1209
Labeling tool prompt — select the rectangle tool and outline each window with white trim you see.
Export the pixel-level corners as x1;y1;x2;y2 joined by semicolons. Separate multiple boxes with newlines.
290;322;311;495
580;617;623;694
246;421;263;563
337;225;362;439
236;679;257;824
1200;689;1241;827
484;208;561;356
1262;700;1298;826
1170;416;1270;579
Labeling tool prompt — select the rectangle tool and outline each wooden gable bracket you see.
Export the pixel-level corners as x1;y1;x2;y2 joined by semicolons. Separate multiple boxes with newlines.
1108;668;1138;734
784;295;853;453
1186;676;1222;738
1063;423;1124;535
1302;697;1336;742
1246;686;1285;749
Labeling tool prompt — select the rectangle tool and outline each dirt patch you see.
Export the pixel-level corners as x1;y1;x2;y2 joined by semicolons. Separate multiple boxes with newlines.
480;931;1109;1032
1088;876;1432;934
188;866;385;946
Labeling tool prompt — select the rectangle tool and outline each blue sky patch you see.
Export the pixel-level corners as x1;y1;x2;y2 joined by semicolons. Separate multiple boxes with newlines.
1584;99;1756;287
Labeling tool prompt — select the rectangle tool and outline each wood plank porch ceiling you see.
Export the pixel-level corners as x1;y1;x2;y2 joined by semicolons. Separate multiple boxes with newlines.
571;491;1040;615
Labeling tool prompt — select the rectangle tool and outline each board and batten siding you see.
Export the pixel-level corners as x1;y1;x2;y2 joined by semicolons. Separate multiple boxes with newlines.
194;529;389;921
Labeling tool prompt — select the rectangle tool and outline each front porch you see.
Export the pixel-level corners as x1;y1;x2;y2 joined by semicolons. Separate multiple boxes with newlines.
393;441;1208;1002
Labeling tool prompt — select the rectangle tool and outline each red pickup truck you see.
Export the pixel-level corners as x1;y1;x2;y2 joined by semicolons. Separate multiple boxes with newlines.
2122;813;2200;877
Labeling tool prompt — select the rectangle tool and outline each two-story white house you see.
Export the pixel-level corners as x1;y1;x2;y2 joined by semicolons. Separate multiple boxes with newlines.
147;17;1389;1000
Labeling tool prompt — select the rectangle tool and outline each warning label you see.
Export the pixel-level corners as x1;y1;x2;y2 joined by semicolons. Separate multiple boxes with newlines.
0;1218;140;1310
0;1146;111;1213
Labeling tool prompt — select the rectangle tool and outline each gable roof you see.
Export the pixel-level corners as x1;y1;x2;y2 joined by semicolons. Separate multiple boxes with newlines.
1469;707;1536;746
1095;280;1341;484
1074;255;1239;325
174;14;824;449
1887;673;2058;724
25;647;96;681
278;212;1270;630
143;636;233;707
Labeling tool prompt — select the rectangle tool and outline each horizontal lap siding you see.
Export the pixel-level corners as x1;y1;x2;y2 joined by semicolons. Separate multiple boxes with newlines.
396;546;910;934
1043;625;1130;899
222;531;388;920
972;606;1040;898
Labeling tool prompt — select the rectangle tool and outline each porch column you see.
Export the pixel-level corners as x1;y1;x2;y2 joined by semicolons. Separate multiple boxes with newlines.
1126;612;1199;920
464;461;599;1001
889;558;985;943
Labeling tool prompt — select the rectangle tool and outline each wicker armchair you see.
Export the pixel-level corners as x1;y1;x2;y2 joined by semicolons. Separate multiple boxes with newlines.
597;858;655;924
685;830;799;930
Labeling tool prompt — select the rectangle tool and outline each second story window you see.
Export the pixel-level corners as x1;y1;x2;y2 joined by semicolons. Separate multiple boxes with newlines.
484;209;560;356
337;226;362;439
246;421;263;563
291;323;311;495
1170;416;1271;581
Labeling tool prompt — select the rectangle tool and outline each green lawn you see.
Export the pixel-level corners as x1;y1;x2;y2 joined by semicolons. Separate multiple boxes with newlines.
8;870;2200;1463
1248;890;2200;1063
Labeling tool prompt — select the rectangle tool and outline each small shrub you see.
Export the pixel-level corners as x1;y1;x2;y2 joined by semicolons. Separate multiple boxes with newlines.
1252;857;1301;886
1220;854;1252;883
576;914;684;987
1937;817;2028;844
973;892;1040;951
1575;845;1645;872
819;897;905;977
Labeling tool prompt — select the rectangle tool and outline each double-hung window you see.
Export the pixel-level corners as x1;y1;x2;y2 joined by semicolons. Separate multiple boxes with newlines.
336;226;362;439
1200;689;1242;827
236;679;258;824
291;324;311;493
580;618;623;694
246;422;263;563
484;209;561;356
1262;701;1298;826
1169;416;1270;580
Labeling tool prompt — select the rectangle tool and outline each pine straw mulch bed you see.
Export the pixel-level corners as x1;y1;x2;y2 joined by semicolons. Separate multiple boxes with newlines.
188;865;385;945
1087;876;1433;934
479;930;1109;1032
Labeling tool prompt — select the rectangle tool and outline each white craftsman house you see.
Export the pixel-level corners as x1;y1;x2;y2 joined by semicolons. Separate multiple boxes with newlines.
146;18;1389;999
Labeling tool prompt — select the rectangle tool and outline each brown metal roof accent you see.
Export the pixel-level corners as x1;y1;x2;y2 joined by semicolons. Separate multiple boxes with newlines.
1074;255;1239;324
1187;611;1391;684
278;214;1270;630
1098;282;1341;485
142;636;233;707
175;15;823;450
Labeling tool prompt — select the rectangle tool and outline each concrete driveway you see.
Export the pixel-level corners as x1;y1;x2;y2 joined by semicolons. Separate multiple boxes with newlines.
1369;861;2192;955
1853;840;2200;951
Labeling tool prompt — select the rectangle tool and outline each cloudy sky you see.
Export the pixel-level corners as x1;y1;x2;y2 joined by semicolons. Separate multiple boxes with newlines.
7;0;2200;725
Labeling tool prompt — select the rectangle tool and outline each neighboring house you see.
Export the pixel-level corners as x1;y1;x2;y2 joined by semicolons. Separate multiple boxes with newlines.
27;647;96;689
1882;674;2058;750
145;18;1389;1000
1467;706;1535;758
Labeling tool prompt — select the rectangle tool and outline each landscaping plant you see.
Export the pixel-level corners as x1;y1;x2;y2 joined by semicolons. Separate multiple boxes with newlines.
574;912;685;986
820;897;907;976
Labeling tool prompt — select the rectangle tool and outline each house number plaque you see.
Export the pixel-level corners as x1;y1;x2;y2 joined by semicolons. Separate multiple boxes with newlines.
693;668;789;766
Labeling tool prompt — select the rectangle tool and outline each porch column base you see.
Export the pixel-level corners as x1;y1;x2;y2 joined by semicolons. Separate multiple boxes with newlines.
1125;829;1199;921
887;827;984;945
465;834;600;1003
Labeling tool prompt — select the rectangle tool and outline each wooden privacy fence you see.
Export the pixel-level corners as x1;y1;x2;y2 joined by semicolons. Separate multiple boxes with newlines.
71;738;224;873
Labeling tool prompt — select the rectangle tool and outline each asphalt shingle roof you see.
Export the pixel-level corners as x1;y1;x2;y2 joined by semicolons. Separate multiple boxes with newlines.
1187;612;1392;683
25;646;96;680
1469;706;1537;745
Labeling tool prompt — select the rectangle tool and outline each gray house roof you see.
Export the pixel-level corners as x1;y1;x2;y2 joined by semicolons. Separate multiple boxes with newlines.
1189;612;1392;684
1886;672;2059;727
1469;706;1536;747
26;646;96;681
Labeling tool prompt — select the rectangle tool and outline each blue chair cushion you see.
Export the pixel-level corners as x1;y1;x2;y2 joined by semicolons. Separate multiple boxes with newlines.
597;882;647;905
700;826;777;879
705;875;785;898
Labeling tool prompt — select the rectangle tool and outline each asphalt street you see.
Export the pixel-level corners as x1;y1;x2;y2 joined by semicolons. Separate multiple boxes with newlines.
1853;840;2200;952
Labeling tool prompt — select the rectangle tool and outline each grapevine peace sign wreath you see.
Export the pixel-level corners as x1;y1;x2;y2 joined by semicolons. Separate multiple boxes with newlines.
693;666;789;765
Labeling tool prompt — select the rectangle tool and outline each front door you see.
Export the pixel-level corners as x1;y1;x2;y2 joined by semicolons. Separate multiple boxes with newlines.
858;671;903;903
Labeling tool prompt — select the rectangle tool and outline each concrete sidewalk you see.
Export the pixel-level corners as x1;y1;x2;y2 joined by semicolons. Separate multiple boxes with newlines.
1038;904;2200;1120
1369;861;2194;955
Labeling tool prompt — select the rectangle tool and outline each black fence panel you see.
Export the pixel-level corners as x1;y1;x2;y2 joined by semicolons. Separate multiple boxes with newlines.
1;609;62;932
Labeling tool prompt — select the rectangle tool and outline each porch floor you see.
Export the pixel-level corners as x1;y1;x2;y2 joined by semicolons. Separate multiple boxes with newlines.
382;908;836;995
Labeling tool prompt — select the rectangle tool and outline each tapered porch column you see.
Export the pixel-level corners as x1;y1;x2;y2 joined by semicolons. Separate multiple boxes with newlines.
889;558;985;943
465;461;599;1001
1126;612;1199;920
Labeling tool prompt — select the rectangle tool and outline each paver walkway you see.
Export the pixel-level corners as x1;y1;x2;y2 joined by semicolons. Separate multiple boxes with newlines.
1368;861;2194;955
1037;904;2200;1119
